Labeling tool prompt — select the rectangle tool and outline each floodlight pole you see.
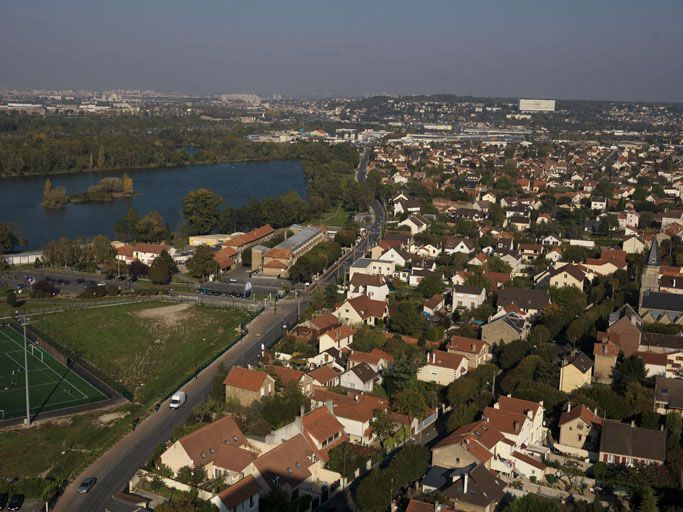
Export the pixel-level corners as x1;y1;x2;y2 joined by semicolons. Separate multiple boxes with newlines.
21;315;31;426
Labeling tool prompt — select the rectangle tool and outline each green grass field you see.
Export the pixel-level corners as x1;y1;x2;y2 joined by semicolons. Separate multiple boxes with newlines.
34;301;253;404
0;326;107;422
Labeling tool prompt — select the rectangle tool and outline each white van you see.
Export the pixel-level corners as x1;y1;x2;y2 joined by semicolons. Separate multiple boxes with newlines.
169;391;187;409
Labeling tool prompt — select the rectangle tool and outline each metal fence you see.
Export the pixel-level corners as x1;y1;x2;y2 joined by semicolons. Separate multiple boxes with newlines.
5;318;131;401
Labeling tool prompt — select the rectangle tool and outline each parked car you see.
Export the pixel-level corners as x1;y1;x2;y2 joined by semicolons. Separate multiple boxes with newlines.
169;391;187;409
77;477;97;494
0;492;8;510
7;494;23;511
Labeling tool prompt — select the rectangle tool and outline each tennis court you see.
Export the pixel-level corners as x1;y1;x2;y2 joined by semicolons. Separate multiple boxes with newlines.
0;325;108;423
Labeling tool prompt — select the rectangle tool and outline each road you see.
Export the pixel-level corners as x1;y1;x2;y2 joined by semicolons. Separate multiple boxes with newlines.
56;149;384;511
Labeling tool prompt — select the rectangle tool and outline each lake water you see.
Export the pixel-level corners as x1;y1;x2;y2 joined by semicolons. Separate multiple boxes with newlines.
0;160;307;250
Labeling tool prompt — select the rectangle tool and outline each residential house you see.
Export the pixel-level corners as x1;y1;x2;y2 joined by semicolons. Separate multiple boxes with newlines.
224;367;276;406
599;420;666;466
417;351;468;386
307;365;341;387
452;285;486;311
654;377;683;415
557;404;602;460
547;264;589;290
212;475;262;512
348;348;394;373
481;312;529;345
496;288;550;318
349;258;396;280
439;464;506;512
398;214;430;234
347;274;389;302
302;404;348;456
160;415;256;482
318;325;354;353
250;433;342;503
423;293;445;317
333;295;389;327
268;366;315;397
339;362;379;392
559;352;594;393
446;336;491;369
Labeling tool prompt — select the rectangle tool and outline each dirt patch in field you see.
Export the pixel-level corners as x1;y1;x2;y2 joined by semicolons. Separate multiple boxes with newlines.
134;303;192;328
95;411;128;425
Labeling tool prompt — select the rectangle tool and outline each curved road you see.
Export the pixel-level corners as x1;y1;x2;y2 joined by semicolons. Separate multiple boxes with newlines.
56;149;383;512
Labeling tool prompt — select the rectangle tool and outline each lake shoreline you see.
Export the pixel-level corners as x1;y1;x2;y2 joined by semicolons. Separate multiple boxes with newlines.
0;155;301;181
0;160;308;250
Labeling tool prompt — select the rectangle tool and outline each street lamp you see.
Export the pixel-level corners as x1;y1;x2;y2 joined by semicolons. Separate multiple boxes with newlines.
20;315;31;426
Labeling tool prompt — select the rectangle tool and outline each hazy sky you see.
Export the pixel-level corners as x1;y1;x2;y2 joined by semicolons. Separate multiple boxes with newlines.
2;0;682;101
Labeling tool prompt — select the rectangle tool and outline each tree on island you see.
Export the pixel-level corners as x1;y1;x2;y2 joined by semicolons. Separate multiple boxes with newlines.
122;173;134;195
41;179;68;208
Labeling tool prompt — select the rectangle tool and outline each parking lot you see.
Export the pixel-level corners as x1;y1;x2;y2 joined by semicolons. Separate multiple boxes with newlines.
0;270;136;297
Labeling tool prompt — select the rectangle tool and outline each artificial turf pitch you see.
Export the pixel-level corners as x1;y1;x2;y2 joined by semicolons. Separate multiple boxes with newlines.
0;325;107;422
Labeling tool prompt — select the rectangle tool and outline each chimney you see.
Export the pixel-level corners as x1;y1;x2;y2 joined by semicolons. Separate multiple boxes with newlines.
567;402;572;413
630;420;636;428
325;400;334;414
354;394;359;402
300;406;306;419
594;407;598;416
433;352;436;363
463;473;469;494
513;420;520;434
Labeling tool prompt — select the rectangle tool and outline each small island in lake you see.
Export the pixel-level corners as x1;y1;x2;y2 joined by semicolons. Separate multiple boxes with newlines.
42;174;136;208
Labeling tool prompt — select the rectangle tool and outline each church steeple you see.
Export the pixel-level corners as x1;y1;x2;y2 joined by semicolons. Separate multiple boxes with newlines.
640;238;661;311
646;238;660;267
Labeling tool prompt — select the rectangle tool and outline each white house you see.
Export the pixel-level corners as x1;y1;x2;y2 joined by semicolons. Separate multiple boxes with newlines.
417;351;468;386
451;285;486;311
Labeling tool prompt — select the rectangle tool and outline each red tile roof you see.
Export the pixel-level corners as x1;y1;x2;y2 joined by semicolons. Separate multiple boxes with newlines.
447;336;488;354
177;415;246;466
224;367;272;392
216;475;263;509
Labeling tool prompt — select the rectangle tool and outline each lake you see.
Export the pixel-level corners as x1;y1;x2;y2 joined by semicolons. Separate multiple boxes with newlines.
0;160;307;250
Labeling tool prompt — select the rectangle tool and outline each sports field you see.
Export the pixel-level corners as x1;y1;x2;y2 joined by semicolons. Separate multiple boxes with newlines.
0;326;108;422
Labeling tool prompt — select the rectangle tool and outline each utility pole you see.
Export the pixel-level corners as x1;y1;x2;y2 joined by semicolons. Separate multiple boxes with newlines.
21;315;31;426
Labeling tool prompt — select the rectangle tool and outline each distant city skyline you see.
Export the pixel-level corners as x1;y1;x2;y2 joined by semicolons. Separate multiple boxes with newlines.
2;0;683;102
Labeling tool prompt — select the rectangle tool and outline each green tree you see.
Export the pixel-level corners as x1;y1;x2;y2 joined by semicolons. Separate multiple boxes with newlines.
355;470;390;512
41;179;68;208
389;301;424;337
114;208;141;242
6;289;18;307
370;409;395;450
416;273;445;298
613;355;647;392
149;250;177;284
393;387;428;419
636;485;658;512
0;223;26;252
136;210;170;243
182;188;223;235
334;229;356;247
666;412;682;450
352;325;386;352
155;490;218;512
187;245;219;279
175;466;207;487
91;235;115;263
